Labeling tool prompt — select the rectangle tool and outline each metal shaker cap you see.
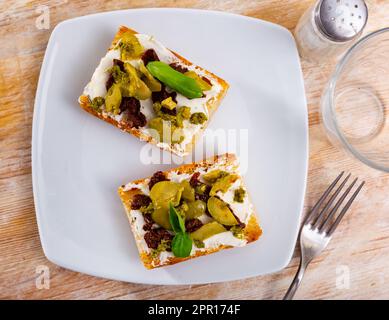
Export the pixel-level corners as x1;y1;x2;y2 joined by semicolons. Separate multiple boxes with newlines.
315;0;368;42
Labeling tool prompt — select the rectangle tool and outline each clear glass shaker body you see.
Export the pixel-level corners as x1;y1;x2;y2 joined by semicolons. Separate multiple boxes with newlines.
294;2;359;63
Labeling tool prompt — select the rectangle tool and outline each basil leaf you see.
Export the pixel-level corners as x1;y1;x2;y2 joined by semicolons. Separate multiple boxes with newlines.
169;203;186;234
169;203;192;258
171;232;193;258
147;61;203;99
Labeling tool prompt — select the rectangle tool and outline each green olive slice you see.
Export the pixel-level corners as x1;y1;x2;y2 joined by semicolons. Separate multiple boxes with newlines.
149;181;183;208
119;31;144;60
207;196;239;226
180;180;195;202
185;200;206;219
202;169;227;183
190;221;227;241
105;83;122;115
151;207;171;230
209;174;239;196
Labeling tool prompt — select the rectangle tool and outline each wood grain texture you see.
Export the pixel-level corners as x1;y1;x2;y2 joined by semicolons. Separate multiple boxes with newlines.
1;0;389;300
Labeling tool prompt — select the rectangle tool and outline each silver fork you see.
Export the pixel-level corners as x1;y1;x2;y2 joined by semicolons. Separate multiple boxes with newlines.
283;172;365;300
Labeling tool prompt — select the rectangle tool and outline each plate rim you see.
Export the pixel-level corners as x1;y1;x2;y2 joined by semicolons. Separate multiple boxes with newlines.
31;7;308;285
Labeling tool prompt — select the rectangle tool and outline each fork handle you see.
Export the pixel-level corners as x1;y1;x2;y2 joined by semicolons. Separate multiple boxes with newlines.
283;260;307;300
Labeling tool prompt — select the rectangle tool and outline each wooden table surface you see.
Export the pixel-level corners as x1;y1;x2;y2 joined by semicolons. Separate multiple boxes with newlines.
1;0;388;300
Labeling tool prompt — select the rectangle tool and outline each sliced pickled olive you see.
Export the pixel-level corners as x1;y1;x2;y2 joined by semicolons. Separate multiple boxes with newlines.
195;183;209;195
151;207;171;230
207;196;238;226
123;62;151;100
209;174;239;196
146;61;203;99
202;170;228;183
105;83;122;115
185;200;206;219
138;61;162;92
180;180;195;202
190;221;227;241
149;181;184;208
178;201;189;214
161;97;177;110
119;31;144;61
109;64;128;84
148;117;184;144
184;71;212;91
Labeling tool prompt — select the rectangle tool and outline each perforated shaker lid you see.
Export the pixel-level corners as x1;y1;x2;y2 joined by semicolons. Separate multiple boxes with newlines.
315;0;368;42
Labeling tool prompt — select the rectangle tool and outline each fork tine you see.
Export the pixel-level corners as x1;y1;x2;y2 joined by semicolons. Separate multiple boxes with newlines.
318;177;358;232
305;172;345;225
311;173;351;228
326;181;365;236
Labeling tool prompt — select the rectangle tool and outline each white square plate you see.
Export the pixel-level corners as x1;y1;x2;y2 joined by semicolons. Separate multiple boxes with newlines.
32;8;308;284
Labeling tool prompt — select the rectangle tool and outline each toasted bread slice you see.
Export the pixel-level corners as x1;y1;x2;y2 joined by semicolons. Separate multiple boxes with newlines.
79;26;229;156
118;154;262;269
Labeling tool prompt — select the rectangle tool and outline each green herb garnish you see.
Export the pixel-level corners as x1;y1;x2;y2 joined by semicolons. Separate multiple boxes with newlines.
169;202;186;234
169;203;193;258
146;61;203;99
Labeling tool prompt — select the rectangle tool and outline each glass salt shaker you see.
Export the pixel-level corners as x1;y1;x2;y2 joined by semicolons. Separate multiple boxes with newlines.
294;0;368;62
